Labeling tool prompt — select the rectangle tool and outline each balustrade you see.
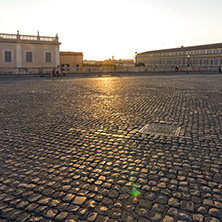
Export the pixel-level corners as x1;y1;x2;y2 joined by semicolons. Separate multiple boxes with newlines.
0;32;58;42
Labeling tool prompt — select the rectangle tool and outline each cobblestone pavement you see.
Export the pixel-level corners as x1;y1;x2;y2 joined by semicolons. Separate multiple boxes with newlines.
0;74;222;222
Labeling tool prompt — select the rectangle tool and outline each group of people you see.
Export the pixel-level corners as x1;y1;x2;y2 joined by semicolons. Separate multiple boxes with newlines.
51;66;66;77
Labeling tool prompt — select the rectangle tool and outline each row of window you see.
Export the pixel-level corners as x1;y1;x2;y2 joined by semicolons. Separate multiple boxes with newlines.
141;58;222;66
138;48;222;58
3;51;52;63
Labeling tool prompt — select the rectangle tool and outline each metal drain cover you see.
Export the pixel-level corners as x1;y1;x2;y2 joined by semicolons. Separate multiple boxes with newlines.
139;123;181;137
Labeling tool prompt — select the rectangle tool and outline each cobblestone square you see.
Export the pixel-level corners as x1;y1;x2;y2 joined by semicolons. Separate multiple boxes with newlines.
0;74;222;221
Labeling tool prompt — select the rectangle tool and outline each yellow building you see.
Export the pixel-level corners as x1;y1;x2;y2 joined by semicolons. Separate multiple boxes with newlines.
0;31;60;73
60;51;83;68
137;43;222;72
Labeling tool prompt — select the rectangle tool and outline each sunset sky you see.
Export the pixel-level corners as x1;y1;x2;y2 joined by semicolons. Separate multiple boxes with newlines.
1;0;222;60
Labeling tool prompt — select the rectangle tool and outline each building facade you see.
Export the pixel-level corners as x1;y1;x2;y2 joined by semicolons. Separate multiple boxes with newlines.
136;43;222;71
60;51;83;68
0;31;60;73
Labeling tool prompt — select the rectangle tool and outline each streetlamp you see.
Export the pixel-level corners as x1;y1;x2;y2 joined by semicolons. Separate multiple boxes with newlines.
187;53;190;67
135;52;137;67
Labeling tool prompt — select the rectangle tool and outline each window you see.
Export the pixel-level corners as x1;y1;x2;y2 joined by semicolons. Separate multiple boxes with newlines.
45;52;52;63
197;59;201;65
209;50;215;54
4;51;12;62
203;50;208;54
210;59;214;66
203;59;207;66
180;59;183;65
216;59;221;66
26;51;33;62
216;49;221;54
197;50;201;55
191;60;194;66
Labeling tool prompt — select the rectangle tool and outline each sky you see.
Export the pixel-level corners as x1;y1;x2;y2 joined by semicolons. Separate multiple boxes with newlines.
1;0;222;60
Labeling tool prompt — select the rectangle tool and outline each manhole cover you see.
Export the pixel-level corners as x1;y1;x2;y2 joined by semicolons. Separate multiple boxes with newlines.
139;123;181;137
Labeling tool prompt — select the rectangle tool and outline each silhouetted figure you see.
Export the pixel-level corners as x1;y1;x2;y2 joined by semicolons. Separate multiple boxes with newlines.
175;65;179;72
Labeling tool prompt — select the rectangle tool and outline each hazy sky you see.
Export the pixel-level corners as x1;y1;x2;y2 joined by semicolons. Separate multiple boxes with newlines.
1;0;222;60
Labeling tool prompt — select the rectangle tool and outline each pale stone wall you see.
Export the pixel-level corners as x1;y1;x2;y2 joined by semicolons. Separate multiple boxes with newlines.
0;42;16;67
19;44;58;67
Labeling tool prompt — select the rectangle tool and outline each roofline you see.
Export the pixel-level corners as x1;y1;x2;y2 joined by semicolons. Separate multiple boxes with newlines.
0;39;61;45
60;51;83;55
138;42;222;55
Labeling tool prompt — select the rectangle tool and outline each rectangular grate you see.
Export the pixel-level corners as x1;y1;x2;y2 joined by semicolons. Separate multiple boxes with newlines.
139;123;181;137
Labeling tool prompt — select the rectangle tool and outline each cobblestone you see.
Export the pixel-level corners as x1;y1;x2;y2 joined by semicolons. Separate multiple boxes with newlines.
0;74;222;221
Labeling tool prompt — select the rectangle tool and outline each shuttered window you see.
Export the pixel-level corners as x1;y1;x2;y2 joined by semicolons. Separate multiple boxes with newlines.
45;52;52;63
4;51;12;62
26;51;33;62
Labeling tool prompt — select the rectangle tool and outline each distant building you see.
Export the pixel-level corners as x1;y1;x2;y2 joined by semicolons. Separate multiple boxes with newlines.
83;60;98;66
83;59;134;67
0;31;60;70
137;43;222;71
60;51;83;68
114;59;135;67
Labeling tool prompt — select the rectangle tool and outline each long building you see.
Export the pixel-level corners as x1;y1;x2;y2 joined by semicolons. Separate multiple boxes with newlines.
136;43;222;71
0;31;60;74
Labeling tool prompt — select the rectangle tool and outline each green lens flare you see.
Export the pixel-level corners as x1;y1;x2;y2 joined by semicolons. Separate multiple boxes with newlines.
130;181;141;197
